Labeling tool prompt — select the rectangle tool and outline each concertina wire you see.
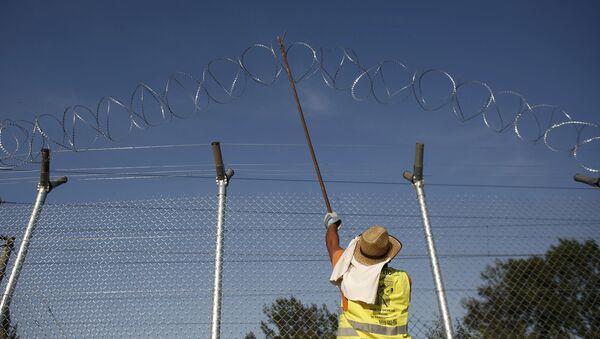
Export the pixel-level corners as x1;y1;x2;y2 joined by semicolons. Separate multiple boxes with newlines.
0;42;598;172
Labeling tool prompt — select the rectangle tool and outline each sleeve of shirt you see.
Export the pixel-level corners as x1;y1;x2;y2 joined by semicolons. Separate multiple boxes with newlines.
330;248;349;311
331;248;344;267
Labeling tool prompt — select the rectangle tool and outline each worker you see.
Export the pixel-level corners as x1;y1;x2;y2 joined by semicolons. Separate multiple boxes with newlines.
325;212;412;338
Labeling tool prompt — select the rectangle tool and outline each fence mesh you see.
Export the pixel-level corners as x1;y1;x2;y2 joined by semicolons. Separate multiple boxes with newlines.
1;192;599;338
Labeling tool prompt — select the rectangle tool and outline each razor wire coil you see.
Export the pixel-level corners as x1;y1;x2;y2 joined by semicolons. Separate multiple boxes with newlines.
0;42;598;171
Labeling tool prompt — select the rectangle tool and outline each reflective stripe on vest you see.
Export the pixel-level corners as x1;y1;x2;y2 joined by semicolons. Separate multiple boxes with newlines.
348;319;408;336
336;327;359;337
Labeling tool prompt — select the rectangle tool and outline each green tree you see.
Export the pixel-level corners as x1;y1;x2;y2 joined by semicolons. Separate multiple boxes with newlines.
463;239;600;339
0;311;19;339
425;317;477;339
245;296;338;339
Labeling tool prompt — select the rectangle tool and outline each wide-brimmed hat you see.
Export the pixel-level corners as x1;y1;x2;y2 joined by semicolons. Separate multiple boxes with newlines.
353;225;402;265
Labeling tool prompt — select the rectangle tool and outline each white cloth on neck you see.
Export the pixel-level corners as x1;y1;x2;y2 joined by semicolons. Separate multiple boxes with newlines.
329;237;390;304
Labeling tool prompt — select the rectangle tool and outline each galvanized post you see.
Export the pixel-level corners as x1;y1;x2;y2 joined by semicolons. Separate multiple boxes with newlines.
403;143;453;339
210;142;234;339
0;149;67;339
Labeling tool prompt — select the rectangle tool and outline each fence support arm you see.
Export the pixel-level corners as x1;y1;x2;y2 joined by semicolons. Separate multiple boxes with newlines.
403;143;454;339
574;173;600;189
210;142;234;339
0;149;67;339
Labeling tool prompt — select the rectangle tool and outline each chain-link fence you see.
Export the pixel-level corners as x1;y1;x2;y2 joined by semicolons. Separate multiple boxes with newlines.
1;192;599;338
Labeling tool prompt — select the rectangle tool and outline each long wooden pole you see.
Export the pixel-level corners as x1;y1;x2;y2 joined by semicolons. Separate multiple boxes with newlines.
277;35;332;213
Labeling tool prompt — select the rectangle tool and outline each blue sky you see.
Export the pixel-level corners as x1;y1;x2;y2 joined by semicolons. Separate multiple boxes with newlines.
1;0;599;202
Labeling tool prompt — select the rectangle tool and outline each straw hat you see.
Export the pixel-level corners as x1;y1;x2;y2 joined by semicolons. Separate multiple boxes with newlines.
353;225;402;265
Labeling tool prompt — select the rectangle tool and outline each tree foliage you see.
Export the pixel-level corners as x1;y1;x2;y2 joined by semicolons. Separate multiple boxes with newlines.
463;239;600;339
1;312;19;339
425;317;477;339
245;296;337;339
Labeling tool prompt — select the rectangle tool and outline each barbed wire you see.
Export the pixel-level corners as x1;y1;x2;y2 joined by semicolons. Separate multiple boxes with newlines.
1;170;595;190
1;41;598;171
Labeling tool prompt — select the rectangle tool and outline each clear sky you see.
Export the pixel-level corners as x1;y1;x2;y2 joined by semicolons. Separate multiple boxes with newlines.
1;0;600;203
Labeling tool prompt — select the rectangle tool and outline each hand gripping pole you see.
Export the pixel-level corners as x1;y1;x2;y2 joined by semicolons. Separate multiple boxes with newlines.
403;143;454;339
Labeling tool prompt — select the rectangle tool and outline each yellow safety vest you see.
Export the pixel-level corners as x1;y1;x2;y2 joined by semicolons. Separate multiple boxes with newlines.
337;267;411;338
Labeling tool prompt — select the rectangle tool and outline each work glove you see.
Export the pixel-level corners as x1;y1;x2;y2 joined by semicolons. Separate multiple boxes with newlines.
324;212;342;229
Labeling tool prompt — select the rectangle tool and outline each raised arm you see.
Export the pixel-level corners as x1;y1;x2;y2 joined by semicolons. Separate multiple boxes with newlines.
324;212;343;263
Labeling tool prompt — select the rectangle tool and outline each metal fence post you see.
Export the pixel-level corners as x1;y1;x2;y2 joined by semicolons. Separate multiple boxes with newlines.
210;142;234;339
403;143;453;339
0;149;67;339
